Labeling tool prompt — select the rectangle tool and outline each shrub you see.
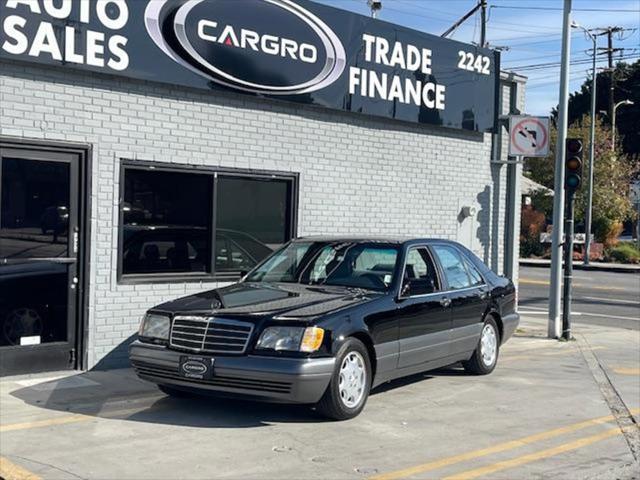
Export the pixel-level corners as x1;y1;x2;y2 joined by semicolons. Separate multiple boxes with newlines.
592;217;624;247
520;206;546;257
605;242;640;264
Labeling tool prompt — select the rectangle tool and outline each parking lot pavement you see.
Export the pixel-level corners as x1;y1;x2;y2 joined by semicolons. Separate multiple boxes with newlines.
1;317;639;480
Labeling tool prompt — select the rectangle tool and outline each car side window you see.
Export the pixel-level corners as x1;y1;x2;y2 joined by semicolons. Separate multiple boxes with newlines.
432;245;472;290
463;258;484;285
404;247;439;295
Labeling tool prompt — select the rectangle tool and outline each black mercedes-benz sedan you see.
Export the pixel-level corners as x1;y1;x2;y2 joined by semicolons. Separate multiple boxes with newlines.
130;237;519;420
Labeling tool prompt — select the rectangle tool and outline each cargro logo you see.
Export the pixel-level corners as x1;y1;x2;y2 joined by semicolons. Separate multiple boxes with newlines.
182;360;207;375
145;0;346;94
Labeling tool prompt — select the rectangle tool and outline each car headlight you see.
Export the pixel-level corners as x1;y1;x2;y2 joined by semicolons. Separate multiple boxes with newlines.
256;326;325;352
138;313;170;342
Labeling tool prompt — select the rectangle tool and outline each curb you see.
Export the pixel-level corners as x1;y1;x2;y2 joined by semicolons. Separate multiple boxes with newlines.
519;259;640;274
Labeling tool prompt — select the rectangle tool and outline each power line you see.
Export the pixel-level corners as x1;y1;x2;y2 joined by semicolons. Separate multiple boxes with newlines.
508;53;639;72
501;50;594;65
381;5;567;37
490;6;640;12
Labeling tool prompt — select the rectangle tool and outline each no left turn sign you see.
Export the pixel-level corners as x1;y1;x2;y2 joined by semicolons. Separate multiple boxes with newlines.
509;116;550;157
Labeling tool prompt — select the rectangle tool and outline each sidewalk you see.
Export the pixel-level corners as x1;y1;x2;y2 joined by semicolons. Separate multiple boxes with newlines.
516;315;640;422
1;316;639;479
520;257;640;273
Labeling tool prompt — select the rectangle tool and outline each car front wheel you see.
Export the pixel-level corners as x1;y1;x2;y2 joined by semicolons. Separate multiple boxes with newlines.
316;338;372;420
463;317;500;375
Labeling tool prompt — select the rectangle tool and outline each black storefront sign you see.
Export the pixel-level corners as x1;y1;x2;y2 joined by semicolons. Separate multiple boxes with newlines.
0;0;499;132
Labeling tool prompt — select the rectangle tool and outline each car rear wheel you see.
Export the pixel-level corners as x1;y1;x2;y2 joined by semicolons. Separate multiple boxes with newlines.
316;338;372;421
463;317;500;375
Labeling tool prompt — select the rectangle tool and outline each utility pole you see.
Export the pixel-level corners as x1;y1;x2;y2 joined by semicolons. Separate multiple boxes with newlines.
480;0;487;47
571;22;597;266
595;27;624;120
441;1;484;39
607;29;614;118
548;0;572;339
585;36;597;266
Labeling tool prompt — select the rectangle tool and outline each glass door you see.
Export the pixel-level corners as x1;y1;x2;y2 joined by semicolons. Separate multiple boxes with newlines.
0;147;80;376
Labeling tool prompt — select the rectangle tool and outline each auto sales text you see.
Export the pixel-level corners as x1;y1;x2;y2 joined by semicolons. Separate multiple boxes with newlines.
2;0;129;71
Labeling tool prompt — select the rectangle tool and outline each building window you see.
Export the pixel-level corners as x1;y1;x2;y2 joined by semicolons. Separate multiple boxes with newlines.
215;176;293;273
119;162;297;282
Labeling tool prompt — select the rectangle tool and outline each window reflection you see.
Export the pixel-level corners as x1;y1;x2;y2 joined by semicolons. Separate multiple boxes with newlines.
215;176;292;272
0;158;70;259
122;169;212;274
0;262;68;346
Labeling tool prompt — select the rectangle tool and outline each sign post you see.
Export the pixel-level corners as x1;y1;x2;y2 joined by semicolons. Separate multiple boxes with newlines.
549;0;572;340
508;114;550;310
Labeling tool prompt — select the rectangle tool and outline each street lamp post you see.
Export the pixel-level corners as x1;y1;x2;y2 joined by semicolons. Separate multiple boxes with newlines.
571;21;597;265
612;100;634;151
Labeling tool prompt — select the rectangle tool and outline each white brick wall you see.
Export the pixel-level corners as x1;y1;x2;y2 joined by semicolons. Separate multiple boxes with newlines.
0;60;522;368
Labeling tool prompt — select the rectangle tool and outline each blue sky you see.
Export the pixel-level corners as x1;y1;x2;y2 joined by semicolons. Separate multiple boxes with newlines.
314;0;640;115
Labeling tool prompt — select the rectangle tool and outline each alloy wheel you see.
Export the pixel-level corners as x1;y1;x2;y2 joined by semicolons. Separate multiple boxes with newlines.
338;351;366;408
480;323;497;367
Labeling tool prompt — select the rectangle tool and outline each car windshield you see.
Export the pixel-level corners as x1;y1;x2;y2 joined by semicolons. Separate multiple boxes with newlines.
245;241;399;291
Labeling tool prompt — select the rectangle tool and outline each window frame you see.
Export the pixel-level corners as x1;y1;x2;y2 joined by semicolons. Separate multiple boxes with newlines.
398;245;442;299
117;159;298;284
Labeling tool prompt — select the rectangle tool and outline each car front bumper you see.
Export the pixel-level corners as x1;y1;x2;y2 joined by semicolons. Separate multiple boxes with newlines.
129;341;335;404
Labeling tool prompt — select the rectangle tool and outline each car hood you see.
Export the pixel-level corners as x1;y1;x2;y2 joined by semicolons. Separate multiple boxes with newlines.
152;282;382;321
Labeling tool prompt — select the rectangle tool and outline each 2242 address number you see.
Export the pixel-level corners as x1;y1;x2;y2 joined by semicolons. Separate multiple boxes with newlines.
457;51;491;75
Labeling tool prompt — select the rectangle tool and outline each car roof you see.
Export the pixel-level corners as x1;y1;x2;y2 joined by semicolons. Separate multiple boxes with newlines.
292;236;458;247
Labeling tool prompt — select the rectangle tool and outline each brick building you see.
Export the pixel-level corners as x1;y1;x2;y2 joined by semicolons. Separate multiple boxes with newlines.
0;0;525;375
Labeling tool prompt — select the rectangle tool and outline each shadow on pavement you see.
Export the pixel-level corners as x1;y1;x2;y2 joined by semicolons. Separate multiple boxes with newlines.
371;365;466;394
9;365;464;427
9;369;327;428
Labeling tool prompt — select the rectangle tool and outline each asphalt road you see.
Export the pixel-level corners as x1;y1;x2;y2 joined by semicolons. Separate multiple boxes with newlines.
518;265;640;330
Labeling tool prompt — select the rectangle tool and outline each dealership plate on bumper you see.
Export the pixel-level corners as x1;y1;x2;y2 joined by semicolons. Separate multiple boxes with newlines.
179;355;214;380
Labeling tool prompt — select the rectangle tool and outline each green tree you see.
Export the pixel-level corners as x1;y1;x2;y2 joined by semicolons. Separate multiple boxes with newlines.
525;115;639;243
552;60;640;157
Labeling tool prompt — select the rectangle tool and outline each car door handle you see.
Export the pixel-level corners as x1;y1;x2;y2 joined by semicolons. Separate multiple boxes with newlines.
440;297;451;307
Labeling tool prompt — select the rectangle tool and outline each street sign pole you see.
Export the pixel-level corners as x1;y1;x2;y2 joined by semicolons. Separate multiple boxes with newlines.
549;0;572;339
562;193;575;340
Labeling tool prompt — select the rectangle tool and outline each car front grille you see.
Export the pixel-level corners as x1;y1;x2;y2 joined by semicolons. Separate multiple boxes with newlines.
169;316;253;354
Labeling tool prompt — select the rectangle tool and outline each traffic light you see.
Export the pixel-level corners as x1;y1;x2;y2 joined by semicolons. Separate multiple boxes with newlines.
565;138;583;191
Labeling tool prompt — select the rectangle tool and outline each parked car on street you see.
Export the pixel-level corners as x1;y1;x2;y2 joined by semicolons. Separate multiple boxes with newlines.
130;237;519;420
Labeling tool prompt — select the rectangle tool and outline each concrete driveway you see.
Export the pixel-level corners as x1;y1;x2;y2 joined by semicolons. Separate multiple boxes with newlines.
1;316;638;480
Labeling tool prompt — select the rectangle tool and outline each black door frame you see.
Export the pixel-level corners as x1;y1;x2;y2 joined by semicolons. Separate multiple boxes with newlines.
0;136;92;374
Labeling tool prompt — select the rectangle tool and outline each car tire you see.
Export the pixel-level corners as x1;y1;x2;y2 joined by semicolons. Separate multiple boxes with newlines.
157;384;195;398
316;338;372;421
463;316;500;375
